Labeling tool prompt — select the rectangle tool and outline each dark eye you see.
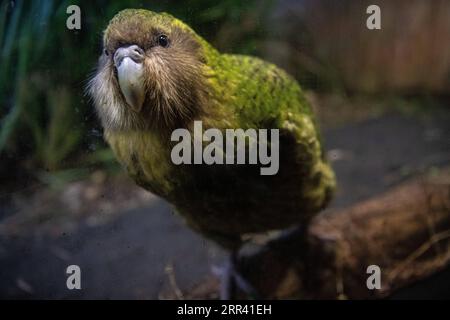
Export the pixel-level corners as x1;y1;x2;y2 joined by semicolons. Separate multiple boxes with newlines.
157;34;169;47
104;49;109;56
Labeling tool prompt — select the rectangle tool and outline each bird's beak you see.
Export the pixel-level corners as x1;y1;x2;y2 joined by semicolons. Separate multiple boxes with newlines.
114;45;145;112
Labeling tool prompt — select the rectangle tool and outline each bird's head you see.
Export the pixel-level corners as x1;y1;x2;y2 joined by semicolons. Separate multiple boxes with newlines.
88;9;216;133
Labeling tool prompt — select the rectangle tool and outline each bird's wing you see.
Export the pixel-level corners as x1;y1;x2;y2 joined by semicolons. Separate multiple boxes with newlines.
214;53;336;208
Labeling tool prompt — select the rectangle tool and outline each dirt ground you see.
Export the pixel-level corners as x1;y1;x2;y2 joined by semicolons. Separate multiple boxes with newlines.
0;104;449;299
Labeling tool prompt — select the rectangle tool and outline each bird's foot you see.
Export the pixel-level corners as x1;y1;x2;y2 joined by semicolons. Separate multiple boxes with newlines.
213;251;261;300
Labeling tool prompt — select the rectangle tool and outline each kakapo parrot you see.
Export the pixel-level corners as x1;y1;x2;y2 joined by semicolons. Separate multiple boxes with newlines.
88;9;335;298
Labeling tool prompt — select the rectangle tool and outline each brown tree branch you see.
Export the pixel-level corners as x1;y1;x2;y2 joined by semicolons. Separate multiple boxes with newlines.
237;168;450;299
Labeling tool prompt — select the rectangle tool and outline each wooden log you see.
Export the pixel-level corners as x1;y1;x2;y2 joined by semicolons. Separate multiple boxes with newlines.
238;168;450;299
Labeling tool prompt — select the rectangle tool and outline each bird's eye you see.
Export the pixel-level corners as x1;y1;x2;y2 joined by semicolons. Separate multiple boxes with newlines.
157;34;169;47
104;49;109;56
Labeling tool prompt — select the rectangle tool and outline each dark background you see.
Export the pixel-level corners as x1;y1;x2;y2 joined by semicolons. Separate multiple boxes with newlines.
0;0;449;299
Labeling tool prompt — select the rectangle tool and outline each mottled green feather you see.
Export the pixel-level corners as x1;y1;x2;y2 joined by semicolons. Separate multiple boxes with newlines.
101;10;336;249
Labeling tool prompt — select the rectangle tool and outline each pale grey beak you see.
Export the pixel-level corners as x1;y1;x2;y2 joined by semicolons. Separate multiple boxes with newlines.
114;45;145;112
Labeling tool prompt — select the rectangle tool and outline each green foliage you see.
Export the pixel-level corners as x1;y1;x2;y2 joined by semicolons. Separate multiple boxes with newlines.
0;0;86;173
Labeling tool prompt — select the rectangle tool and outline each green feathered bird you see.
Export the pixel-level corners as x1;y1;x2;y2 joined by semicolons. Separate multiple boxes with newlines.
88;8;335;281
